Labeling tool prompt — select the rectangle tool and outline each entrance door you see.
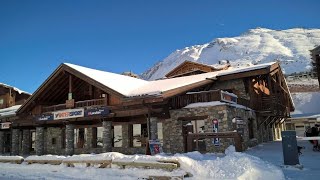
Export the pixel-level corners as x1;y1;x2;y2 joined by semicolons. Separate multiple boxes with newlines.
4;132;11;153
182;121;194;152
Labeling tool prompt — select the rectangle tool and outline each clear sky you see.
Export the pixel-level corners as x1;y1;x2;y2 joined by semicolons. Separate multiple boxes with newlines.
0;0;319;93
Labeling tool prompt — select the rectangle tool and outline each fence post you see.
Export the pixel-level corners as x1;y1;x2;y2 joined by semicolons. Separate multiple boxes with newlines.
234;133;243;152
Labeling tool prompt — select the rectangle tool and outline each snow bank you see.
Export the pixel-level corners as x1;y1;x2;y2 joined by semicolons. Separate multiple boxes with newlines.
291;92;320;114
174;150;285;180
184;101;253;111
0;150;284;180
25;155;66;161
0;156;24;161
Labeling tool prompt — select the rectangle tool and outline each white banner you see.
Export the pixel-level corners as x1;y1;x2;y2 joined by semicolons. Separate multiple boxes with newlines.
53;108;84;120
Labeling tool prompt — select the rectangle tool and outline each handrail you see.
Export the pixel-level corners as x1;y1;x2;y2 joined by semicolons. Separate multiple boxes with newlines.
41;98;107;113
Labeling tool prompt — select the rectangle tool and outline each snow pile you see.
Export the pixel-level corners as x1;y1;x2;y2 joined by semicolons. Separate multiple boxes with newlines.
291;92;320;114
0;156;24;161
25;155;66;161
142;28;320;80
173;151;284;180
184;101;253;111
0;82;30;95
0;150;284;180
0;105;21;117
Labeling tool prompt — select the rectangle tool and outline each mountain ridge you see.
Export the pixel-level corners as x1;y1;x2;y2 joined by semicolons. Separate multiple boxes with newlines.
142;27;320;80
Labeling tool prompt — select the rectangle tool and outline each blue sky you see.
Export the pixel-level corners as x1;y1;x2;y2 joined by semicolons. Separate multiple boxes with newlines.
0;0;319;93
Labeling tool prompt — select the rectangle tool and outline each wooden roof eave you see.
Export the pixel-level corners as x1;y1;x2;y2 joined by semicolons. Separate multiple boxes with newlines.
217;67;271;81
17;64;126;114
17;64;65;114
165;61;216;77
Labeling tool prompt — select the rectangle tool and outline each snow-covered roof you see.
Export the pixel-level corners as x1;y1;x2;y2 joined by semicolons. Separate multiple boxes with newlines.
289;113;320;120
0;105;21;118
64;63;149;96
0;83;30;95
65;62;276;97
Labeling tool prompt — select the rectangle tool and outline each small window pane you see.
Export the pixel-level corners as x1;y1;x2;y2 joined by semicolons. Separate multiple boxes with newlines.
113;125;122;147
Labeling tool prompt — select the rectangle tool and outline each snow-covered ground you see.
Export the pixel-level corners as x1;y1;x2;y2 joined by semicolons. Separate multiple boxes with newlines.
246;141;320;180
2;141;318;180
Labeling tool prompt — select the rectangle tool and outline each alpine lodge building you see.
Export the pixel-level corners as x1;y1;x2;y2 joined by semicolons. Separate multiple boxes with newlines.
2;61;294;156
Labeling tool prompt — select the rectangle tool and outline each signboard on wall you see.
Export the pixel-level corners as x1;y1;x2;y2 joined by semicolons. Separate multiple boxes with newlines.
37;114;54;121
220;90;237;104
36;107;110;121
1;122;11;129
85;107;109;117
53;108;84;120
212;119;220;146
149;139;163;155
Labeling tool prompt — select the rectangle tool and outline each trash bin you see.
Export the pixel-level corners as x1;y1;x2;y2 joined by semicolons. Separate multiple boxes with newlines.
281;131;299;165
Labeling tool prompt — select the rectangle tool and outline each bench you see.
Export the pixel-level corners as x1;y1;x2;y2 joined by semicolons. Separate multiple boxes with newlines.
112;160;178;171
0;156;24;164
63;159;112;168
25;159;63;165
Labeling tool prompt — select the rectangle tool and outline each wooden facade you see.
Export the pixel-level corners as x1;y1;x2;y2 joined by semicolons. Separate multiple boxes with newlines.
4;61;294;156
165;60;229;78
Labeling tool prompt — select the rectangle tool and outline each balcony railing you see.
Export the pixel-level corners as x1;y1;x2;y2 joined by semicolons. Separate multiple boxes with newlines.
42;98;107;113
170;90;251;110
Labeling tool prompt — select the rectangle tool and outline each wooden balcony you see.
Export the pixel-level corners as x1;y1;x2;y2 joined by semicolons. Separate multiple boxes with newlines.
42;98;107;113
170;90;251;110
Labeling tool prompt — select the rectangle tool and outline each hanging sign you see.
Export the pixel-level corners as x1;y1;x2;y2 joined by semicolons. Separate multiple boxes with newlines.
53;108;84;120
149;139;163;155
1;122;11;129
85;107;109;117
212;119;220;146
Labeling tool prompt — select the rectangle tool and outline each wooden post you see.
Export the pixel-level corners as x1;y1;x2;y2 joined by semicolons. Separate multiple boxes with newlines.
234;133;243;152
68;74;72;100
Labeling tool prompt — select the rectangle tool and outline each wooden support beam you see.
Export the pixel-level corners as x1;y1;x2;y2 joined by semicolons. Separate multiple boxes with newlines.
258;116;270;128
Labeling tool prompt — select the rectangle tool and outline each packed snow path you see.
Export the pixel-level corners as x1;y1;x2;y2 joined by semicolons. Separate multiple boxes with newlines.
246;141;320;180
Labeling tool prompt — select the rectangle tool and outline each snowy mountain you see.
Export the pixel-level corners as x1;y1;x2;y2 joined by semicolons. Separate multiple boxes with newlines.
142;28;320;80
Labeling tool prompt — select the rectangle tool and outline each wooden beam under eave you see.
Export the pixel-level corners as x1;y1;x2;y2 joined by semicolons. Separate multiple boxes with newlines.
162;79;212;99
217;68;270;81
114;108;149;117
63;66;125;99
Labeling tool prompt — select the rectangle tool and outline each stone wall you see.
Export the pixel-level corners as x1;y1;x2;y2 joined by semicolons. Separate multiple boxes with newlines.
45;127;64;154
164;104;257;153
0;131;4;154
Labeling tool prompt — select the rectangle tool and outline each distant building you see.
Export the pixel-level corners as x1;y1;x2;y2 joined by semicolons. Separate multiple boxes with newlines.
286;113;320;137
0;83;31;154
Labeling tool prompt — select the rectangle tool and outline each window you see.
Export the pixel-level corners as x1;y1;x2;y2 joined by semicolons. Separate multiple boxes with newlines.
131;124;148;147
248;118;254;139
96;127;103;148
0;98;3;105
52;138;56;145
113;125;122;147
31;130;36;151
157;122;163;145
74;128;87;148
183;119;206;152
